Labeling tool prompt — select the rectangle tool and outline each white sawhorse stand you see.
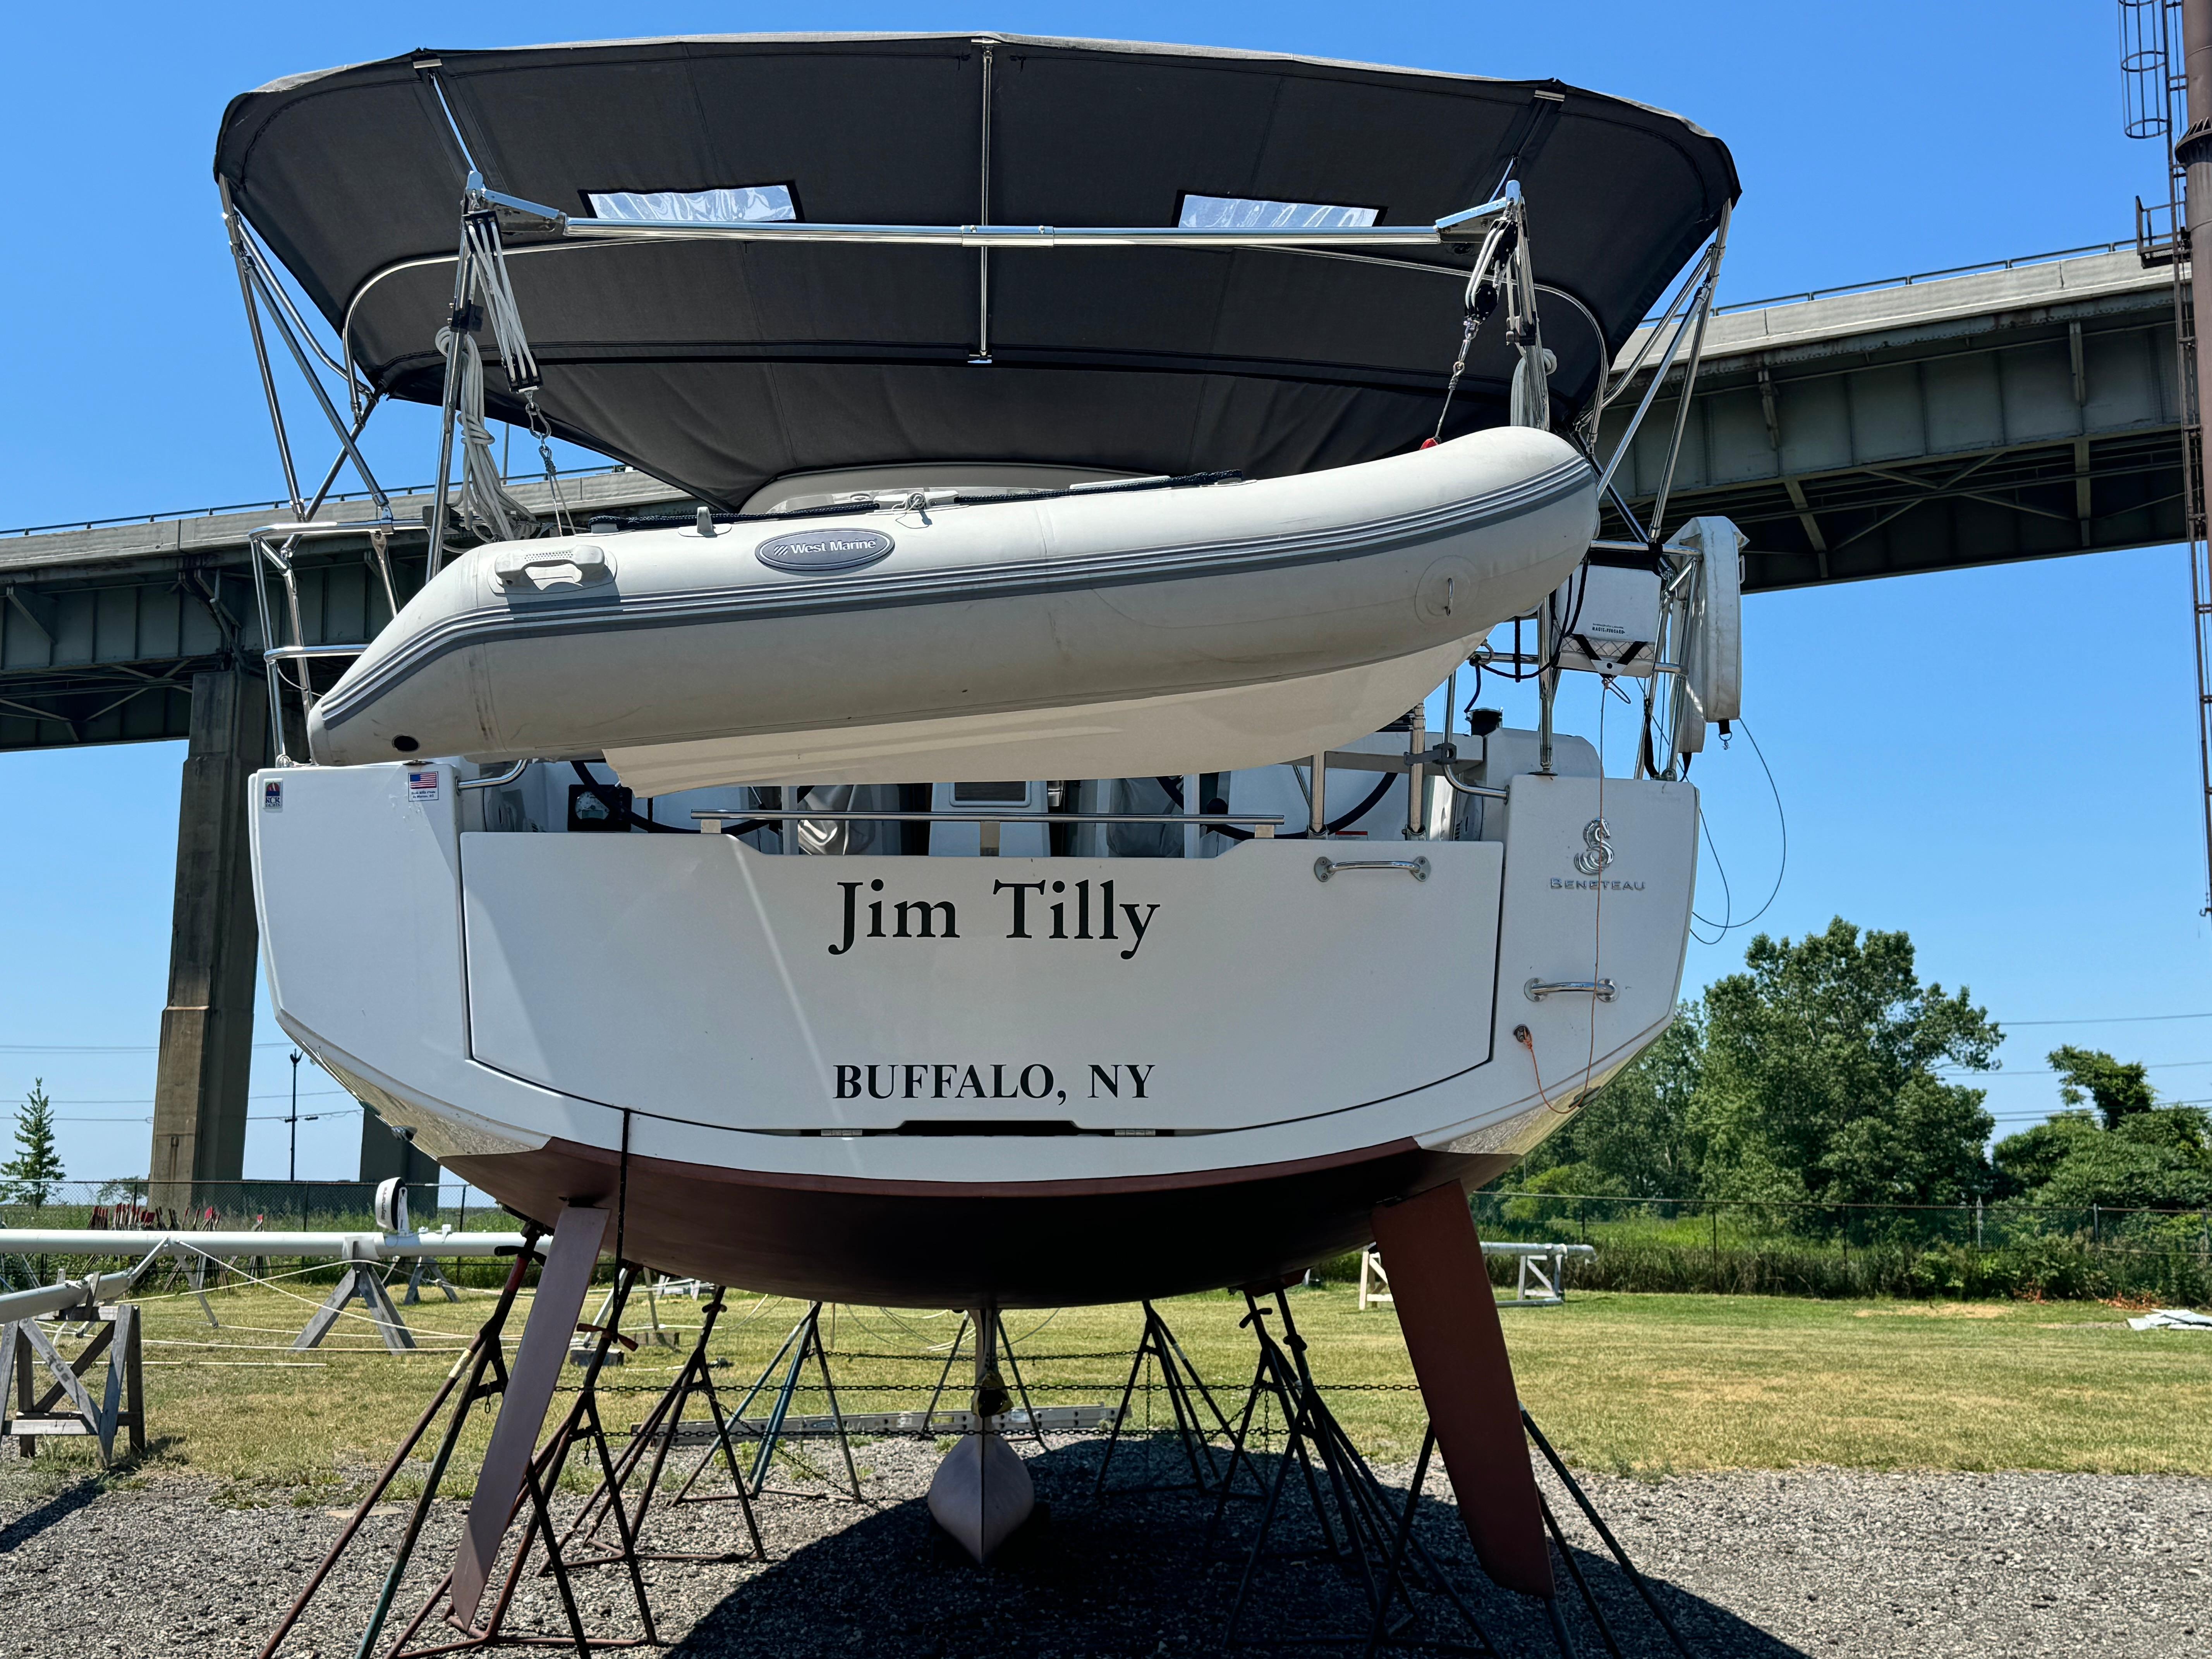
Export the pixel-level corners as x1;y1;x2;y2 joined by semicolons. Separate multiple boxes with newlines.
1358;1239;1597;1309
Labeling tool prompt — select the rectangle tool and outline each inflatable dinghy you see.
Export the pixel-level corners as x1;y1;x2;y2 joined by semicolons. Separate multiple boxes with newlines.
307;427;1594;790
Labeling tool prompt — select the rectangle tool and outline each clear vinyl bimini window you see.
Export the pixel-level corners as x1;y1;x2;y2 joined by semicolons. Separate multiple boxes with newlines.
585;185;797;223
1176;194;1379;231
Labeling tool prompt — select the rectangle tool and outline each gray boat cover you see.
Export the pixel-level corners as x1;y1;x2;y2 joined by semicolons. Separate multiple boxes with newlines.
215;34;1737;509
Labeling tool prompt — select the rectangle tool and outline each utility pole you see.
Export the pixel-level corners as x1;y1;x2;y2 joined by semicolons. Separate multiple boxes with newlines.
287;1049;301;1183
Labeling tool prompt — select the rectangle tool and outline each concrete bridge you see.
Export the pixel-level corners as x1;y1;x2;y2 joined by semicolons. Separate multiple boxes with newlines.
0;242;2190;1191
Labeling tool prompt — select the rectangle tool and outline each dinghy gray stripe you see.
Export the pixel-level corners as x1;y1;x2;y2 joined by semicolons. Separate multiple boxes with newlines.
316;457;1591;732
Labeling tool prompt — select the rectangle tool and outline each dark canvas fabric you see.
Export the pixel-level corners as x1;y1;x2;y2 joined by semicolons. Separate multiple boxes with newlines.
215;34;1738;508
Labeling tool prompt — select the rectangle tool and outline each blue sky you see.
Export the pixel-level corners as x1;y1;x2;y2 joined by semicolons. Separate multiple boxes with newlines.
2;1;2205;1181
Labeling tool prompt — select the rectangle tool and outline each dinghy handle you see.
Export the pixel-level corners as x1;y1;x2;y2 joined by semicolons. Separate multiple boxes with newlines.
494;545;612;587
1312;855;1430;883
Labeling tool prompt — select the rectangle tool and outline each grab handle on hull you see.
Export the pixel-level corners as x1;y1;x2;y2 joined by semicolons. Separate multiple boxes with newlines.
1312;855;1430;883
493;544;612;588
1523;978;1618;1003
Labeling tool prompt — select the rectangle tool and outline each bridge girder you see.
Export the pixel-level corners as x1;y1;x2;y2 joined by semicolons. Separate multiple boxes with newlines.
1599;246;2185;589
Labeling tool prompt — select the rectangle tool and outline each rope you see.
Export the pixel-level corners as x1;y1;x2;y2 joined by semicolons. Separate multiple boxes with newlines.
433;206;574;545
1428;215;1518;445
431;325;541;544
468;208;576;537
1515;1024;1569;1116
462;212;539;392
1580;684;1610;1099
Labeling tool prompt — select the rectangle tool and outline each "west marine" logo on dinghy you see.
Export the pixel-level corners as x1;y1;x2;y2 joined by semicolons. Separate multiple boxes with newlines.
756;527;896;572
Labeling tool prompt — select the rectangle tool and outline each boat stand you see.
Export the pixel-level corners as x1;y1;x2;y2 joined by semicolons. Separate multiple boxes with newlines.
400;1254;461;1305
921;1308;1048;1445
1;1302;145;1467
257;1211;657;1659
721;1300;863;1500
1093;1298;1239;1497
1522;1411;1693;1659
292;1249;416;1353
554;1285;766;1568
1207;1290;1695;1657
1211;1290;1503;1654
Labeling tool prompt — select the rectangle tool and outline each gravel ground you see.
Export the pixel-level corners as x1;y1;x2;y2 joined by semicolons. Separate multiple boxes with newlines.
2;1435;2206;1658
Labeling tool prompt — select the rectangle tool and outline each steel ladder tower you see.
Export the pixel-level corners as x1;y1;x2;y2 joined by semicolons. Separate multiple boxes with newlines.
2177;0;2212;915
2129;0;2212;916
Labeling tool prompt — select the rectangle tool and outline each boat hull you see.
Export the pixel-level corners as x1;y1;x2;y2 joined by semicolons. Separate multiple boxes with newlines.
251;751;1697;1307
443;1133;1507;1308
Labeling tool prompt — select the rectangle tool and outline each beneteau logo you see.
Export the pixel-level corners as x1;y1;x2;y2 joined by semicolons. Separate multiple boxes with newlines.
1572;817;1613;875
756;527;896;573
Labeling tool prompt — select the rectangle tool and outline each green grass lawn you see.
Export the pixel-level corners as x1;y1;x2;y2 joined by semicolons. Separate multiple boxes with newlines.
10;1275;2210;1499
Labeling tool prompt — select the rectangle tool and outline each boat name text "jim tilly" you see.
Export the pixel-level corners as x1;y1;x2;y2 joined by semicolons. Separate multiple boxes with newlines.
828;878;1160;958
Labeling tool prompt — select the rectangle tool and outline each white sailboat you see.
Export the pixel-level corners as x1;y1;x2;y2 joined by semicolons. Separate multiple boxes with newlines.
218;33;1741;1572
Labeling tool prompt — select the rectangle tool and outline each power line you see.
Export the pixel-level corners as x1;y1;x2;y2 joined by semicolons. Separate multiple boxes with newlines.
1948;1058;2212;1078
48;1119;362;1132
2000;1011;2212;1026
0;1041;297;1053
38;1089;349;1106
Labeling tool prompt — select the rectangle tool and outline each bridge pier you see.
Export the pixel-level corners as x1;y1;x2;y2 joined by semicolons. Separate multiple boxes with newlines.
147;671;268;1212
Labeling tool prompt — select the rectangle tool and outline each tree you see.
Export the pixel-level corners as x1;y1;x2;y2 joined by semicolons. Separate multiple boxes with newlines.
2047;1046;2157;1129
2;1079;65;1208
1688;919;1998;1208
1515;1003;1705;1198
1992;1051;2212;1210
1990;1112;2101;1195
2033;1109;2212;1210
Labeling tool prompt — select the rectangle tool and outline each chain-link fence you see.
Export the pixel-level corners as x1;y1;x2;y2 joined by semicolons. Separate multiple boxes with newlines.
7;1180;2210;1305
1461;1189;2212;1304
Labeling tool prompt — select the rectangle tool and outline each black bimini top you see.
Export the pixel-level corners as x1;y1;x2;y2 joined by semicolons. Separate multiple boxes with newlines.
215;33;1738;510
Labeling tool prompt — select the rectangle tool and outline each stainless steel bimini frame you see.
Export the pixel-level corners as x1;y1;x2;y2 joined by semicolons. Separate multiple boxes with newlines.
476;177;1520;251
226;78;1728;785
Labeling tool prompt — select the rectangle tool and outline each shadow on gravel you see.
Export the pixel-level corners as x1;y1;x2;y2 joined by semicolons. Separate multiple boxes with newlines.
670;1439;1809;1659
0;1474;106;1553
